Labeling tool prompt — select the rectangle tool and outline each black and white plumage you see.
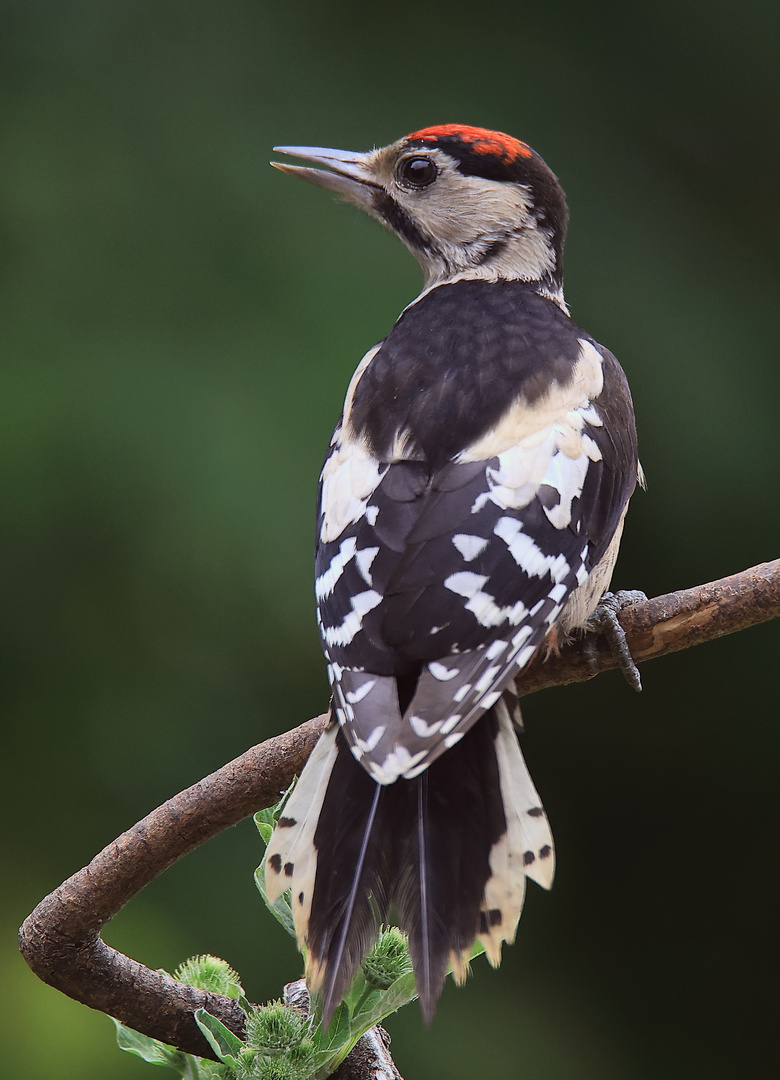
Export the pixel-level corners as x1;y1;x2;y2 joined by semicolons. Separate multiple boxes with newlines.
266;125;639;1025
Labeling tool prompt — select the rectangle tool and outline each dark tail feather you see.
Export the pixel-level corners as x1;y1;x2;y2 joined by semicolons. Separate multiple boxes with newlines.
390;711;507;1022
305;731;391;1027
295;707;549;1025
318;780;382;1024
415;774;436;1023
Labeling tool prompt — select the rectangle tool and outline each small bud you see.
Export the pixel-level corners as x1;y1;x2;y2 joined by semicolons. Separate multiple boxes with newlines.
361;926;413;990
174;954;244;997
241;1002;316;1080
250;1058;296;1080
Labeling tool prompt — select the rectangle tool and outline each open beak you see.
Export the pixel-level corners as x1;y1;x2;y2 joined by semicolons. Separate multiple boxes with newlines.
271;145;378;208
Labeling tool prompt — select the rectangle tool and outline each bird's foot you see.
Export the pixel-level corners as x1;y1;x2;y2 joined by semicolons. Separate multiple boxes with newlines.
584;590;647;692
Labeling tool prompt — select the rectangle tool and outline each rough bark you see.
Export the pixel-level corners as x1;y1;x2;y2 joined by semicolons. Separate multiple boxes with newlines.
18;559;780;1076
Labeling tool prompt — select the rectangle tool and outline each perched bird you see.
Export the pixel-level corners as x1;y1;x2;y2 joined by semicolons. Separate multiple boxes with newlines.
266;124;639;1025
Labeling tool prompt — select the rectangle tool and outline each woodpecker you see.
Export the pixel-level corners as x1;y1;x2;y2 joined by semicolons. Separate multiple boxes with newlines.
266;124;639;1025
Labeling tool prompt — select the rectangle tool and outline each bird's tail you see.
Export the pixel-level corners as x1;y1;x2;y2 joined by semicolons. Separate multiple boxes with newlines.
264;698;554;1026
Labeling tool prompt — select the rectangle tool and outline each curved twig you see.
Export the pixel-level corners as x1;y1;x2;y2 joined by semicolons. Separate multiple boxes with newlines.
18;559;780;1074
19;717;328;1057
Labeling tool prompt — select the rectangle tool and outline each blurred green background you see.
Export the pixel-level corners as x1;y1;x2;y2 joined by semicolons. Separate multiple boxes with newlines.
3;1;778;1077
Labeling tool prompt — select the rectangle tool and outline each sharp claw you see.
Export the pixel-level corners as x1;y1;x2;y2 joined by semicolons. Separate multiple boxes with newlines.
586;590;647;692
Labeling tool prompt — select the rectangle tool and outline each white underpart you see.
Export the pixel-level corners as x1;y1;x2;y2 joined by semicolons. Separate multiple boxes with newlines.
559;517;626;633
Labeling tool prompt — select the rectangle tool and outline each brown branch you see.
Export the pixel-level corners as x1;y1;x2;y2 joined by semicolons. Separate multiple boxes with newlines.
18;716;328;1058
516;558;780;695
18;559;779;1075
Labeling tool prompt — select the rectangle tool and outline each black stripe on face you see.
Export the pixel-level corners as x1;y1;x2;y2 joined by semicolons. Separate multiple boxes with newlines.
372;191;432;252
477;238;507;264
406;140;524;185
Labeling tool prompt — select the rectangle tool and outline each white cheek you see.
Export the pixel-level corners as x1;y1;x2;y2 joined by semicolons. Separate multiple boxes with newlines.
407;179;534;246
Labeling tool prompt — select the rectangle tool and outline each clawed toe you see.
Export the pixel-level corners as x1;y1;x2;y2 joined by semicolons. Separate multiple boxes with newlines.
585;590;647;692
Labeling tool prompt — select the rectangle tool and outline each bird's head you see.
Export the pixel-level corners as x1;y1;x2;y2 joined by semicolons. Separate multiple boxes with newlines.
272;124;569;301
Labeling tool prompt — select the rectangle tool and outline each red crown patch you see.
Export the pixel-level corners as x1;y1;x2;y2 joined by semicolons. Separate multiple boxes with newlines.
406;124;533;164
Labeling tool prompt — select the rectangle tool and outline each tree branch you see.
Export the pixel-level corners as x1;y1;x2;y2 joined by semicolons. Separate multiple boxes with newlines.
19;717;328;1058
18;559;779;1076
517;558;780;695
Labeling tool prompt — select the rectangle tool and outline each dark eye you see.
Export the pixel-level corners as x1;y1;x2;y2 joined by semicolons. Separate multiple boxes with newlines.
398;156;438;188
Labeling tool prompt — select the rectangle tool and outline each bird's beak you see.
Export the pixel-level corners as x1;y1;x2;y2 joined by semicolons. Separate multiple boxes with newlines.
271;146;378;209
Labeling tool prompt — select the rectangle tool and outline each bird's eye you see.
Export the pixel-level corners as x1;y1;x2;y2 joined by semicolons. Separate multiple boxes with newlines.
398;156;438;189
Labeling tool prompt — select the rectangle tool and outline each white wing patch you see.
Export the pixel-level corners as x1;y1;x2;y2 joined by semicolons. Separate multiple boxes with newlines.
315;537;357;600
452;533;490;561
321;589;382;648
428;661;460;681
320;433;386;544
355;546;379;585
542;437;601;530
457;338;604;463
444;571;530;629
493;517;571;581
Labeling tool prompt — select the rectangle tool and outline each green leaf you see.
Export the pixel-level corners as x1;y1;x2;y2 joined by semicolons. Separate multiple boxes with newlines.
308;1001;354;1080
311;999;351;1056
194;1008;244;1068
355;969;418;1028
254;806;276;847
254;779;297;849
309;965;421;1077
113;1020;200;1076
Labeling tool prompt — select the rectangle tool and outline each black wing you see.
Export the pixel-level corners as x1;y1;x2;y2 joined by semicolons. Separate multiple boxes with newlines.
315;284;637;783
